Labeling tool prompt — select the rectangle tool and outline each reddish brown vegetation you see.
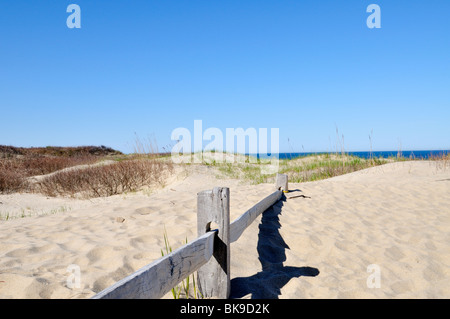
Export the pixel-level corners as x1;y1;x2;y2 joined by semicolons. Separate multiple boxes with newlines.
0;160;27;194
0;145;173;198
0;145;122;158
0;145;116;194
37;158;173;198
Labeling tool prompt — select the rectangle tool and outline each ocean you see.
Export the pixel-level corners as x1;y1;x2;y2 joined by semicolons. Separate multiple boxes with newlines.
254;150;449;160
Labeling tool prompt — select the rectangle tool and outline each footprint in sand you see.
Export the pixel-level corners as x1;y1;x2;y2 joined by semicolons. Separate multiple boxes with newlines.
129;235;156;249
309;234;322;247
384;246;405;261
423;261;445;282
390;280;414;295
424;240;437;251
134;207;157;216
86;246;116;264
6;243;58;258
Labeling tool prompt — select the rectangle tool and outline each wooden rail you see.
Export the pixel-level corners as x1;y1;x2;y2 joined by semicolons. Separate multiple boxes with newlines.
230;189;283;243
92;173;288;299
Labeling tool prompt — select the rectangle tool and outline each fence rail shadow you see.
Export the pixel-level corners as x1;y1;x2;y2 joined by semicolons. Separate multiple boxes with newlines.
230;195;319;299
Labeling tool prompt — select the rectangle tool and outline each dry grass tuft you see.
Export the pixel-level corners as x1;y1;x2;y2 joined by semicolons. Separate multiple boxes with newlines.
428;152;450;170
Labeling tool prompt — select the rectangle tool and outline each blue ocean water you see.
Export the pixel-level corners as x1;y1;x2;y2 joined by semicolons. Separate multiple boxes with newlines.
254;150;449;160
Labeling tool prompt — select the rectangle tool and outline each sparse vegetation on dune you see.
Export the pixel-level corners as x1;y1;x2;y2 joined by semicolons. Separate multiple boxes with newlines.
191;150;449;185
428;152;450;170
208;153;390;184
278;153;390;183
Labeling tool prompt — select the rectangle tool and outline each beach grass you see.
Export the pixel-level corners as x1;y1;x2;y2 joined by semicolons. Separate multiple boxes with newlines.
198;150;448;184
204;152;390;184
278;153;390;183
0;205;71;221
160;226;202;299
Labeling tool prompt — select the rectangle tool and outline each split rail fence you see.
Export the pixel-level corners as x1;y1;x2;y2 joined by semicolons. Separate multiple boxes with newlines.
92;173;289;299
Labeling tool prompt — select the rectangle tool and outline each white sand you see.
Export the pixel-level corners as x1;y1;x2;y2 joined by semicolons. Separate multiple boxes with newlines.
0;161;449;298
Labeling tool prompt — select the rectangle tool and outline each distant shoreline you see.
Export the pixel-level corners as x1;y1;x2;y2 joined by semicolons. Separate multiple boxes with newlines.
1;144;448;160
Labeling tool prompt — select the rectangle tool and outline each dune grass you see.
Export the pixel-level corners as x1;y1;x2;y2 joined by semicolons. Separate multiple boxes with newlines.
195;150;448;185
278;153;390;183
0;205;71;221
160;226;203;299
217;153;390;184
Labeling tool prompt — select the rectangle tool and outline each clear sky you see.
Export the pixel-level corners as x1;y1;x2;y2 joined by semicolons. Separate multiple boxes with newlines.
1;0;449;154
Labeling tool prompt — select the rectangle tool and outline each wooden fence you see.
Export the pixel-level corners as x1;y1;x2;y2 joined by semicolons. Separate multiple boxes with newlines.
92;173;289;299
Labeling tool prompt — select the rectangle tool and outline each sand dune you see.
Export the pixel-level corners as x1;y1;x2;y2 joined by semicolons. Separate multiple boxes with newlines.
0;161;449;298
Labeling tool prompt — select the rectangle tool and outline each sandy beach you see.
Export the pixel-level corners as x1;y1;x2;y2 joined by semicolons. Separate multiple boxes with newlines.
0;161;449;299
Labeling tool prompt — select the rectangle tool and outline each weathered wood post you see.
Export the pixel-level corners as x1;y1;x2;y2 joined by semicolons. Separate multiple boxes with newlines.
276;173;289;192
197;187;230;299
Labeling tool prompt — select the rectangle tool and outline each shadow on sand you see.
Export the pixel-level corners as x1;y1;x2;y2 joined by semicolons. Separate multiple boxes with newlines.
230;195;319;299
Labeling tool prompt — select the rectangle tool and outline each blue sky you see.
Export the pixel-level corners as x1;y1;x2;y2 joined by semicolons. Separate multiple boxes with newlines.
1;0;449;154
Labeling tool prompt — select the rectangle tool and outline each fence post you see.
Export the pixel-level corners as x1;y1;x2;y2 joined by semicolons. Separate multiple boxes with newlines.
276;173;289;192
197;187;230;299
